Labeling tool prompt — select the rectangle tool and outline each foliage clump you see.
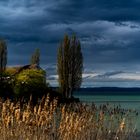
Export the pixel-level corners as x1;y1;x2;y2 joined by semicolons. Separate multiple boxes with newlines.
14;69;47;97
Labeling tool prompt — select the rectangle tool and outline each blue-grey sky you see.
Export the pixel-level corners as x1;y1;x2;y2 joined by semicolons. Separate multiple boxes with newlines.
1;0;140;87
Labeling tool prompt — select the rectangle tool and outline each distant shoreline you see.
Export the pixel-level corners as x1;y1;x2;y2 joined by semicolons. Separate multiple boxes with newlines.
53;87;140;95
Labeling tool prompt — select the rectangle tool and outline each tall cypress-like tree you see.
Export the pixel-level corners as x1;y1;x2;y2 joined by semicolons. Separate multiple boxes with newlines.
0;40;7;72
57;35;83;98
31;48;40;66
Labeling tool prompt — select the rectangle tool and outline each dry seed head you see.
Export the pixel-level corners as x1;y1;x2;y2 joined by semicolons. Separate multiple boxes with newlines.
2;103;6;112
38;105;42;115
46;96;50;102
53;99;57;107
10;102;14;110
61;105;65;115
120;118;125;131
6;116;11;127
15;109;21;121
22;111;30;122
34;106;37;114
10;115;14;126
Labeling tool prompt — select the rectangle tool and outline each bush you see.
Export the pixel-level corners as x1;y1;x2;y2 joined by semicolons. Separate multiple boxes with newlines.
14;69;47;98
0;71;14;97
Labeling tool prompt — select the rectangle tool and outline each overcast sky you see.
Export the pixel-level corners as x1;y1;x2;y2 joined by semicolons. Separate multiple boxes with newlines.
1;0;140;86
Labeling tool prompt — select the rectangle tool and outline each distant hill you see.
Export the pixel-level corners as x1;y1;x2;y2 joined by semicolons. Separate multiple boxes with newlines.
73;87;140;95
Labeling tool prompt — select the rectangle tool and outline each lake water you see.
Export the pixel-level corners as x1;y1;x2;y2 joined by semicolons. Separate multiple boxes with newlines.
74;94;140;109
74;93;140;131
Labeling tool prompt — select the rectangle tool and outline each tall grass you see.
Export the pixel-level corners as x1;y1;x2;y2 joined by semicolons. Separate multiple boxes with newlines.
0;96;137;140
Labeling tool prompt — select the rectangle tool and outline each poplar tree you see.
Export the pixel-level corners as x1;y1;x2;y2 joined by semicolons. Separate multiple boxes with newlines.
31;48;40;66
57;35;83;98
0;40;7;72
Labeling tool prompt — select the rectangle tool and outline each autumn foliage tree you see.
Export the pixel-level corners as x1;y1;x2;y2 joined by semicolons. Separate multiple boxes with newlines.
57;35;83;98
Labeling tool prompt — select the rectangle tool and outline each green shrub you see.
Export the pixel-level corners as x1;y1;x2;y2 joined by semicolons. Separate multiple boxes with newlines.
14;69;47;97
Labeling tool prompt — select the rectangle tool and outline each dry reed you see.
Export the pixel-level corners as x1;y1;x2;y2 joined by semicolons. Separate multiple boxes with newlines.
0;96;137;140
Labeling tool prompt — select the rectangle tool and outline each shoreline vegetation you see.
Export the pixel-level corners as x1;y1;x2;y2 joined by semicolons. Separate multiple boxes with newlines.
0;35;139;139
0;96;137;140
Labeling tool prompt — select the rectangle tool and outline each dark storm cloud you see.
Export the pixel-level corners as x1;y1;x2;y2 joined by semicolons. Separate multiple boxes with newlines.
0;0;140;75
46;0;140;21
